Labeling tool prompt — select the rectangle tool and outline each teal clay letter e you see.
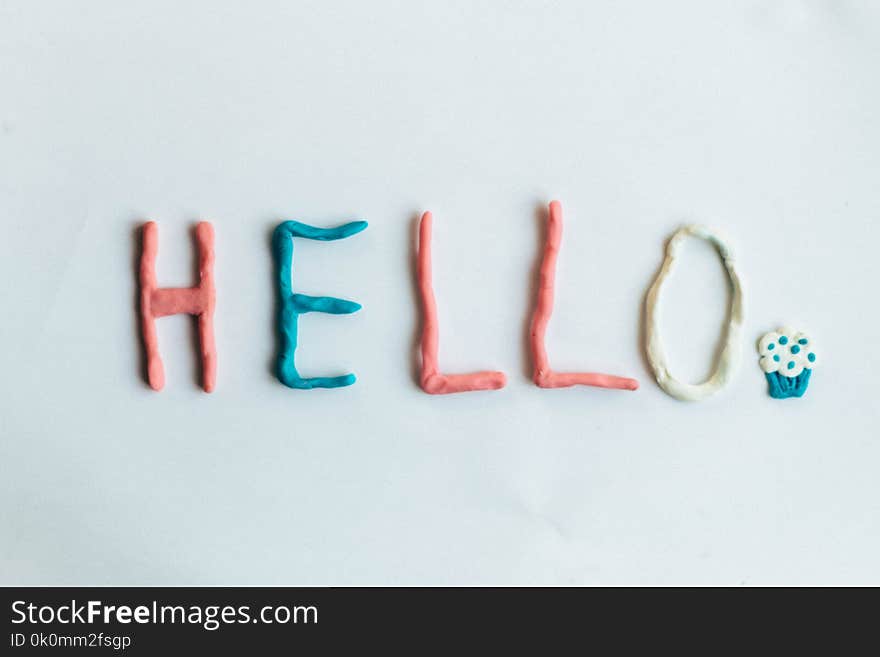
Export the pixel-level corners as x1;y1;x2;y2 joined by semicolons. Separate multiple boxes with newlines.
272;220;367;389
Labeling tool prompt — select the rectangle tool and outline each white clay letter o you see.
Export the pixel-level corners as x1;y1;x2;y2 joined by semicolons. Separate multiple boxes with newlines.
644;225;744;402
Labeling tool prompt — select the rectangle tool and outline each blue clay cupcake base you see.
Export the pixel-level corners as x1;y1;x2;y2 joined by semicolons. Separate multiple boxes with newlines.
766;369;812;399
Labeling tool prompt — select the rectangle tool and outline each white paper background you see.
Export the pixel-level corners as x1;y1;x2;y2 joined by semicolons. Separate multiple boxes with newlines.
2;0;879;585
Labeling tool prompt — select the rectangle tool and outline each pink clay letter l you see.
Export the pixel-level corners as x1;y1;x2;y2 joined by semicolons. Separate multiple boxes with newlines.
139;221;217;392
529;201;638;391
417;211;506;394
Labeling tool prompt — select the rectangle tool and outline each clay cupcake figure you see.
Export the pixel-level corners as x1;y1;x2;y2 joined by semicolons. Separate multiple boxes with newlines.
758;327;817;399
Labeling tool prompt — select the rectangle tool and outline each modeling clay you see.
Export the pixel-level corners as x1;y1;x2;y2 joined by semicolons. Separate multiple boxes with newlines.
417;211;506;394
529;201;638;391
272;220;367;389
644;224;744;401
758;327;817;399
139;221;216;392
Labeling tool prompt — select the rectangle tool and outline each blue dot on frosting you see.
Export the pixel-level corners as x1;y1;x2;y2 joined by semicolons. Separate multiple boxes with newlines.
808;353;816;362
791;345;800;354
773;355;780;362
768;343;775;350
779;336;789;345
787;361;795;369
798;338;808;345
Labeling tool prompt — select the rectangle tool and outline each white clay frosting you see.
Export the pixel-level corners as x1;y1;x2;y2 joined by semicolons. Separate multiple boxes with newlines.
758;327;817;378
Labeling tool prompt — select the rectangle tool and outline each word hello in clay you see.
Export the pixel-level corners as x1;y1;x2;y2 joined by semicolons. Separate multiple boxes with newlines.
137;201;745;401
